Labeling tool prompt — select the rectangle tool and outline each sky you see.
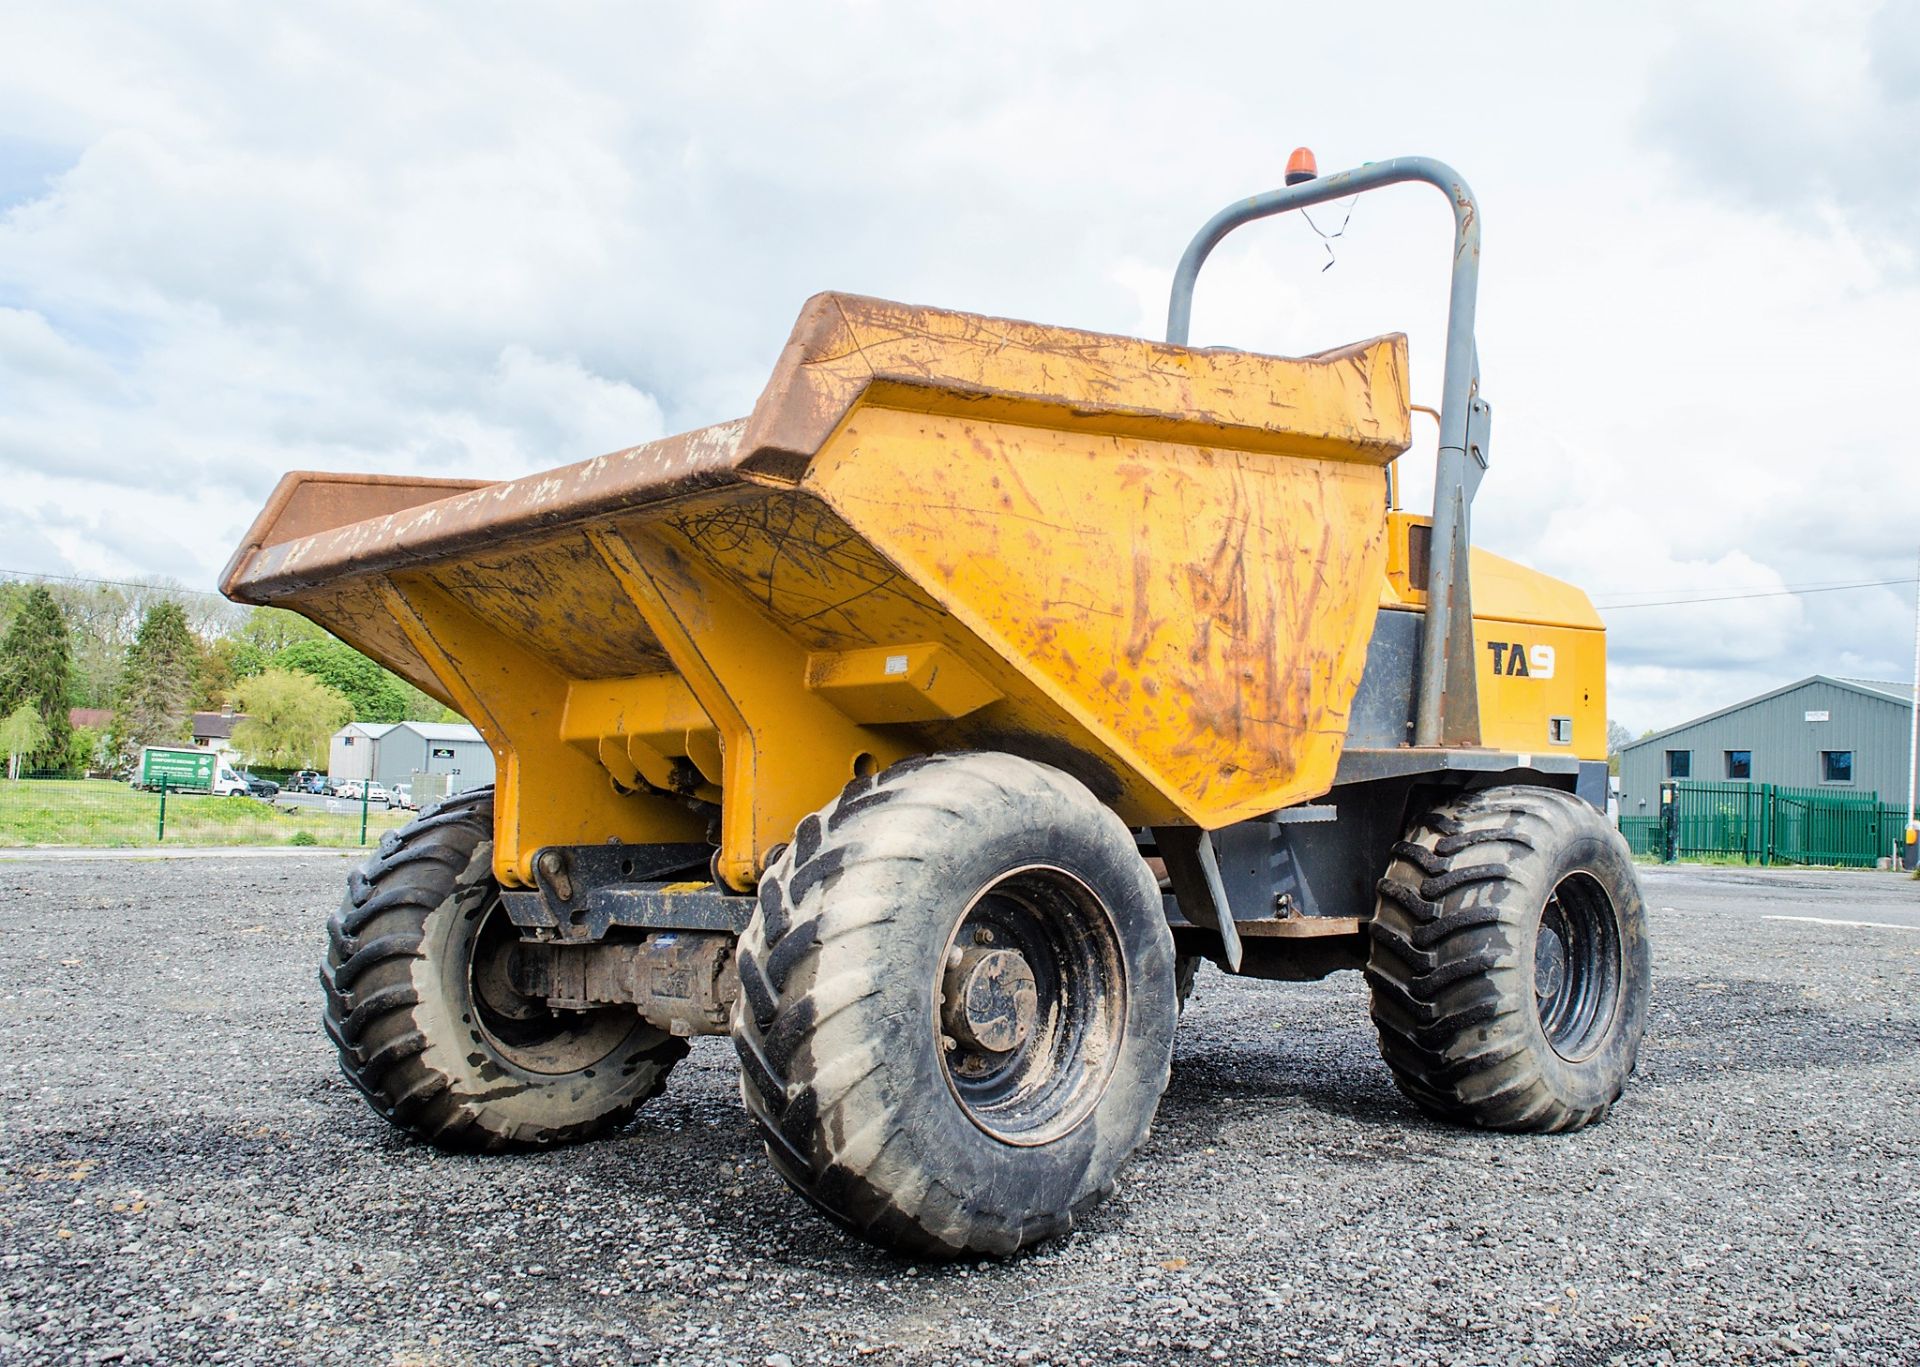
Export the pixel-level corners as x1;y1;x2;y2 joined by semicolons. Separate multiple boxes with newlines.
0;1;1914;734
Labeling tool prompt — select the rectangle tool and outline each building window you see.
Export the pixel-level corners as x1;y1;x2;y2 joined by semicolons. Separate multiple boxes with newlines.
1822;750;1853;784
1666;750;1691;779
343;736;355;747
1725;750;1751;780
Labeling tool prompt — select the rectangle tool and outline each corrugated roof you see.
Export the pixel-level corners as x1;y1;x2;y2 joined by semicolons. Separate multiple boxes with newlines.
392;721;485;742
345;722;399;738
1835;678;1917;703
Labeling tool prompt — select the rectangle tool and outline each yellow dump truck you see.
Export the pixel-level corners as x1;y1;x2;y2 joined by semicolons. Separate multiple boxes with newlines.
223;154;1649;1257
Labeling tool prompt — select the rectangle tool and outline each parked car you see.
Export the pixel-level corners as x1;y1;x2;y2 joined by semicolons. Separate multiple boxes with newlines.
334;781;391;806
236;770;280;800
291;770;327;795
389;784;418;812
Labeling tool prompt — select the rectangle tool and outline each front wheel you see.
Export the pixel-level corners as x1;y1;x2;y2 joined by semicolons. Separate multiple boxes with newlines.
1365;785;1651;1132
732;752;1177;1258
320;788;686;1151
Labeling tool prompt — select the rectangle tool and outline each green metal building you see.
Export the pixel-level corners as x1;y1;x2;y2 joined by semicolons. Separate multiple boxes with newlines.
1619;675;1915;825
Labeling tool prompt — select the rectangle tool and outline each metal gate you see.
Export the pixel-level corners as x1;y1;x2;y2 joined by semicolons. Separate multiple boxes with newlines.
1648;782;1900;868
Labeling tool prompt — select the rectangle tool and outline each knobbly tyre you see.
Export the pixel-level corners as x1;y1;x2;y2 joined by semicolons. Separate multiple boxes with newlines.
222;152;1650;1258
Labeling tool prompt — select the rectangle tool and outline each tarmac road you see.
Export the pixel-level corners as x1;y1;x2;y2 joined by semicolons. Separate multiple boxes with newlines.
1640;863;1920;932
271;791;408;814
0;855;1916;1365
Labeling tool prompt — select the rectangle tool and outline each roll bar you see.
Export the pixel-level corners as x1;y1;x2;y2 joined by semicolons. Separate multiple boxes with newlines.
1166;156;1487;748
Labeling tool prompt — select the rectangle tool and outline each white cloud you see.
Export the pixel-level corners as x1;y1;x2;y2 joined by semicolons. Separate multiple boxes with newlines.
486;346;664;463
0;1;1913;738
1640;0;1920;256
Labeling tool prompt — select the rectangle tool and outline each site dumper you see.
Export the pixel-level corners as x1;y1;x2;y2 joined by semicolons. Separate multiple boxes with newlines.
223;155;1650;1257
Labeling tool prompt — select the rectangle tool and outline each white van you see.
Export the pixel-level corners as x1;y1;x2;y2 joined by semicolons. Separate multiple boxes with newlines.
134;746;253;797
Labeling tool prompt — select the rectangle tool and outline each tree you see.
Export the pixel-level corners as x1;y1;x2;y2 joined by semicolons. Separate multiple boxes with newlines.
0;581;27;642
1606;719;1634;776
399;680;444;722
238;607;327;656
67;724;106;775
199;635;267;708
110;602;199;767
0;703;51;779
0;585;75;768
113;577;240;643
230;669;352;768
277;637;413;723
0;577;253;715
39;580;139;708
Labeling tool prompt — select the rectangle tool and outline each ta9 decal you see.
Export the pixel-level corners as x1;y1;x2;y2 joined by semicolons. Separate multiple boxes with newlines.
1485;641;1556;679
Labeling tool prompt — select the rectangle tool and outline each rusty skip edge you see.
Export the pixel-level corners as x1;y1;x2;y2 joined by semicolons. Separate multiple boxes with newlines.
220;292;1409;607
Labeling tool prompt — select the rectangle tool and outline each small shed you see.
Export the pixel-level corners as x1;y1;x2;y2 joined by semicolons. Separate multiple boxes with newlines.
372;721;496;797
328;722;398;784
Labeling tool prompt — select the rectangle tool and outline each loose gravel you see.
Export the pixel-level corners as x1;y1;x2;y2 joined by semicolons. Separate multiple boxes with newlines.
1;855;1916;1365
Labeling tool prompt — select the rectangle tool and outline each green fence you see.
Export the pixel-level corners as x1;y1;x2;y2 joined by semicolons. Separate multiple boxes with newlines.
1632;781;1913;868
1619;815;1663;858
0;772;410;849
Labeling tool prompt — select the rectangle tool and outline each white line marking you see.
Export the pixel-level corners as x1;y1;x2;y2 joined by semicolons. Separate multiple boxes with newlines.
1762;914;1920;932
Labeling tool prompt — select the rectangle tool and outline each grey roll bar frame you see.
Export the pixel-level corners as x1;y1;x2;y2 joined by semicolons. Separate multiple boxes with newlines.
1166;156;1484;749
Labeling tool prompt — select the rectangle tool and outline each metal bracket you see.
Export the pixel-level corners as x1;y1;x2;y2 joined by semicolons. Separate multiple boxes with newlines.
1464;393;1492;504
1152;827;1243;972
514;842;725;939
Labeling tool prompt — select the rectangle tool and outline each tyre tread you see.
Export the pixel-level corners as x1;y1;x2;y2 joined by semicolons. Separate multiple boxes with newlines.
732;751;1168;1257
1364;785;1645;1134
321;786;682;1153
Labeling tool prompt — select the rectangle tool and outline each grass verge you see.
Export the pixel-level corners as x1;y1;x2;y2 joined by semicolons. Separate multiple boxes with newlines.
0;779;410;848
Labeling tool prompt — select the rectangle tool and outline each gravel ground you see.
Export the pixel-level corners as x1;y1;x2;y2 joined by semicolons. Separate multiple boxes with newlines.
1;854;1917;1365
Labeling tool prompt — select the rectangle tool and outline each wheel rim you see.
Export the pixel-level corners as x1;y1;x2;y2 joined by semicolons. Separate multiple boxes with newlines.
1533;870;1624;1061
934;864;1126;1147
467;896;637;1076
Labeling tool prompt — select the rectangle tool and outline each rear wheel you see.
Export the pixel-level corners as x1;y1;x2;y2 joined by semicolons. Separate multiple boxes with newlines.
1365;785;1650;1132
731;752;1177;1257
321;788;685;1150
